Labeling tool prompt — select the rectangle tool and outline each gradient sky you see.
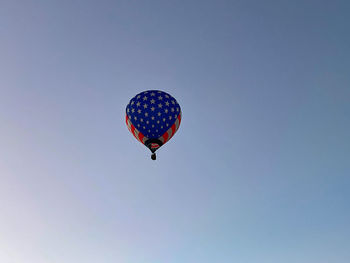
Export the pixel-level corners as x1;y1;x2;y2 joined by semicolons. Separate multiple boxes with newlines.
1;0;349;262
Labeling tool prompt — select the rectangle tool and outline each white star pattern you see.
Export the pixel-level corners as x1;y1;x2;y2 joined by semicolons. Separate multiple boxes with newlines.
127;90;180;138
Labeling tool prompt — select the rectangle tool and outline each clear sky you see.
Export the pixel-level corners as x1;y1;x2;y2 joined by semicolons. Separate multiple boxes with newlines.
1;0;349;262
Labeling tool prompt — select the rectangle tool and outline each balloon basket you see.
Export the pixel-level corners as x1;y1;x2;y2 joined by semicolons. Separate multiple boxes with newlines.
151;153;156;160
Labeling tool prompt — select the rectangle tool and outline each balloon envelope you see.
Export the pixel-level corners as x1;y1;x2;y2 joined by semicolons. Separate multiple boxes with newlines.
126;90;182;156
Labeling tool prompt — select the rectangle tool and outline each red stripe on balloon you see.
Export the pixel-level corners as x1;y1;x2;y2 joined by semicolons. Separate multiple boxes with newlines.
162;131;169;143
126;114;146;144
170;124;176;139
138;132;144;143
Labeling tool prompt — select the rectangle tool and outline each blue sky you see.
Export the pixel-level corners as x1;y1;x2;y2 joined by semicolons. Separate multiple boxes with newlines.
0;0;349;262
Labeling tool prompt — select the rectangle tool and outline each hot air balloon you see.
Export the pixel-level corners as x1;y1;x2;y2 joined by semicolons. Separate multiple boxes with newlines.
126;90;182;160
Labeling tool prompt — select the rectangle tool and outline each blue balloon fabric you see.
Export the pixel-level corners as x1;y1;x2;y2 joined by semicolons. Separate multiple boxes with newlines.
126;90;182;156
